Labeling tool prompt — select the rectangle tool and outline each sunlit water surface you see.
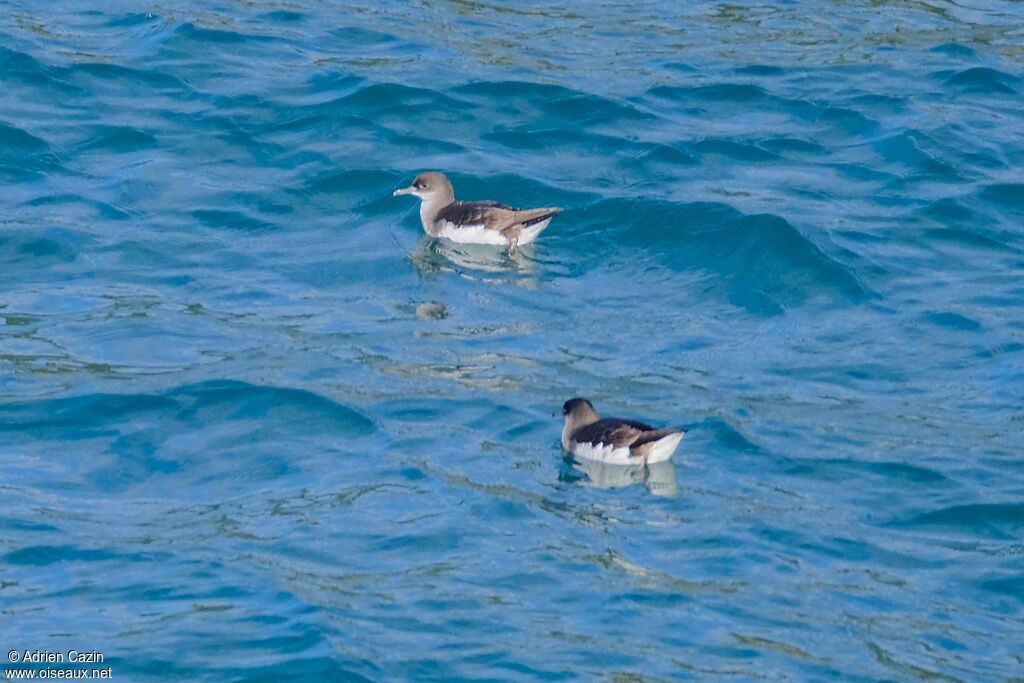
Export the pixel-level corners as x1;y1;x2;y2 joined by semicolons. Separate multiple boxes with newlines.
2;1;1023;680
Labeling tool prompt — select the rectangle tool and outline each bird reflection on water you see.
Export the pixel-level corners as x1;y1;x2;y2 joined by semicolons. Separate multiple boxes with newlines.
562;456;679;497
409;236;539;281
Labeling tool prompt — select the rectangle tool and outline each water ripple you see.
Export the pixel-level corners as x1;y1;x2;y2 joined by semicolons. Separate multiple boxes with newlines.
2;1;1023;680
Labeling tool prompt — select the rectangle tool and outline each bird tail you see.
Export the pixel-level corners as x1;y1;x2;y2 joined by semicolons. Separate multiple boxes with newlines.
514;207;561;227
633;428;685;448
632;428;685;464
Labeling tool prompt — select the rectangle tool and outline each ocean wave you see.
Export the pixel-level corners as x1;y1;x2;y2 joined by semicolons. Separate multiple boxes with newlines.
566;198;872;314
897;504;1024;539
943;66;1018;94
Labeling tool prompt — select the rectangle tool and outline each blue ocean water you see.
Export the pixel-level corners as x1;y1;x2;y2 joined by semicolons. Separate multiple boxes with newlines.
2;0;1023;679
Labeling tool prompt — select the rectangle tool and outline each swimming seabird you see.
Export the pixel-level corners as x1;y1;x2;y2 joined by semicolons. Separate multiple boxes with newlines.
393;171;561;251
560;398;685;465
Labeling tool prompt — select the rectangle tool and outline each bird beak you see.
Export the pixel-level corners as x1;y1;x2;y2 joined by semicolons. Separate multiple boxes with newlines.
393;186;415;197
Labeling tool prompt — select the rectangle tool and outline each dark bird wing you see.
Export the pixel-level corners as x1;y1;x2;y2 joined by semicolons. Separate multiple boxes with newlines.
436;201;561;231
436;201;514;228
570;418;659;449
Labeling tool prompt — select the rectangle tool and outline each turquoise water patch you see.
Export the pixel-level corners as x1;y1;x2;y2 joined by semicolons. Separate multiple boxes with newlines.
1;1;1022;681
